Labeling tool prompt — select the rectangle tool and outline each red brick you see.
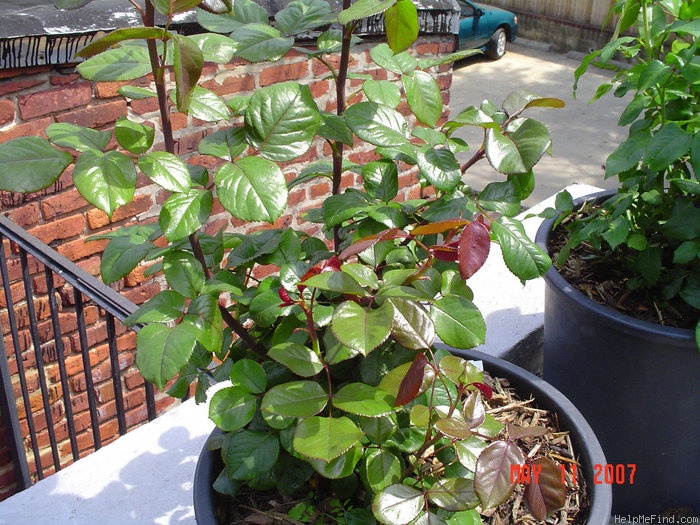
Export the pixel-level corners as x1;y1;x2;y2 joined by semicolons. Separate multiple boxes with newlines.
130;97;160;116
95;81;129;99
50;71;81;86
18;83;92;120
57;237;107;262
85;194;154;230
40;188;87;220
5;203;41;228
54;99;127;129
0;100;15;126
0;66;50;81
259;62;308;87
201;73;255;97
0;77;46;97
121;281;162;306
0;117;53;142
28;214;86;245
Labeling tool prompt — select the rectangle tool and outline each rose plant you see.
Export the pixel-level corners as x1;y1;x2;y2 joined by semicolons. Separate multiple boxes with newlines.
0;0;571;521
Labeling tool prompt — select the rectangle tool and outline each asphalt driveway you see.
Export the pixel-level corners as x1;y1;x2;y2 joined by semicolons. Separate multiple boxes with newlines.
449;41;627;207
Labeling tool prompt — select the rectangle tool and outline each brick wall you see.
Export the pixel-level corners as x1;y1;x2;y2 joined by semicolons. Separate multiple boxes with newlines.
0;34;457;500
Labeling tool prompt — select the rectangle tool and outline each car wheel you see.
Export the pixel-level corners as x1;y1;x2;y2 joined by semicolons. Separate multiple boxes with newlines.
486;28;507;60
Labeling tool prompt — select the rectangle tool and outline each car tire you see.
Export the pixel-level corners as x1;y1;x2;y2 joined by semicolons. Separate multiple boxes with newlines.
486;28;507;60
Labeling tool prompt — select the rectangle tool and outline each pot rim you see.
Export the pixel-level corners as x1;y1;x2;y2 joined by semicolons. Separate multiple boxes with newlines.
193;349;613;524
535;189;694;344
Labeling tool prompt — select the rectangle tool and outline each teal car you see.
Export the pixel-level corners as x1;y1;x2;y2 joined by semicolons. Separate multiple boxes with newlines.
457;0;519;60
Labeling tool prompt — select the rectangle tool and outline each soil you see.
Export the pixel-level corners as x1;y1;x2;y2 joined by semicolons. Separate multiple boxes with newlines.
548;216;698;330
216;371;592;525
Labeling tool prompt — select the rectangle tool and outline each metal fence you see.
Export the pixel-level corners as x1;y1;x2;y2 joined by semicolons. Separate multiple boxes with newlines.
0;214;156;496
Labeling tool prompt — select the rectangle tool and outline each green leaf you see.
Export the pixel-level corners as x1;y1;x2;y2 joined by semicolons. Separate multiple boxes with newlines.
333;383;396;417
123;290;186;325
198;127;247;161
150;0;201;15
231;24;294;62
403;70;442;127
474;440;525;509
363;80;401;108
76;27;167;58
244;82;320;162
344;102;410;148
139;151;192;193
455;435;489;471
178;86;230;122
388;298;435;350
365;449;402;492
605;131;650;178
417;148;461;192
369;43;417;74
478;181;521;217
172;33;204;112
135;322;199;390
303;271;368;296
427;478;479;511
184;292;223;353
662;198;700;241
491;218;551;282
114;118;155;154
372;484;423;525
293;416;364;462
262;381;328;417
0;137;71;192
99;226;158;284
485;128;526;174
321;191;369;227
215;156;288;223
187;33;238;63
118;85;157;99
508;118;552;172
77;45;152;81
209;386;257;431
47;123;111;152
230;359;267;394
338;0;397;24
274;0;335;35
643;122;692;172
431;296;485;349
223;430;280;480
268;343;324;377
307;446;363;479
160;189;213;241
73;149;137;218
384;0;419;53
361;160;399;201
435;416;472;439
162;250;206;298
331;301;394;354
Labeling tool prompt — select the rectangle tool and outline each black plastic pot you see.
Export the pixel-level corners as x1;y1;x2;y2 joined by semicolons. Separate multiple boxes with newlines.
536;190;700;514
193;349;612;524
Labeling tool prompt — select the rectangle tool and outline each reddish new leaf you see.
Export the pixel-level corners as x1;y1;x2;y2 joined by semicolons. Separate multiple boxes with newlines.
278;287;294;306
411;219;469;236
462;391;485;428
395;352;429;406
430;242;459;262
458;220;491;279
469;381;493;400
524;457;566;520
338;229;408;260
474;440;526;508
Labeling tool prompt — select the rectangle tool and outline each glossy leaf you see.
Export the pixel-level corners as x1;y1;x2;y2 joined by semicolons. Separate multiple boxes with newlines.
303;271;368;296
389;298;435;350
344;102;410;148
362;160;399;201
403;70;442;127
293;416;364;462
230;359;267;394
73;150;137;218
463;391;486;428
644;122;692;172
223;430;280;480
184;292;223;353
77;45;152;81
159;189;213;241
333;383;396;417
123;290;186;325
139;151;192;193
491;218;551;283
427;478;479;511
245;82;320;161
262;381;328;417
458;220;491;279
198;127;247;161
435;416;472;439
431;296;485;349
417;148;461;192
307;446;363;479
331;301;393;354
275;0;335;35
172;34;204;112
372;484;423;525
76;27;166;58
115;118;155;154
363;80;401;108
162;250;206;298
47;123;111;152
455;435;488;471
99;226;157;284
209;386;257;431
474;441;525;509
394;353;429;407
135;322;199;389
231;24;294;62
365;449;402;492
177;86;230;122
215;156;288;223
187;33;238;63
0;137;71;193
478;180;521;217
524;457;567;520
338;0;397;25
384;0;419;53
369;43;417;75
268;343;324;377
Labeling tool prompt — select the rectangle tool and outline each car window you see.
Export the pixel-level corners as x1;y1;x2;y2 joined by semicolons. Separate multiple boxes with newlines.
457;0;475;17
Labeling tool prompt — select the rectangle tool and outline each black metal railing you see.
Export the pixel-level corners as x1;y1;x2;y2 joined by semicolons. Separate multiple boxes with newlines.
0;214;156;494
